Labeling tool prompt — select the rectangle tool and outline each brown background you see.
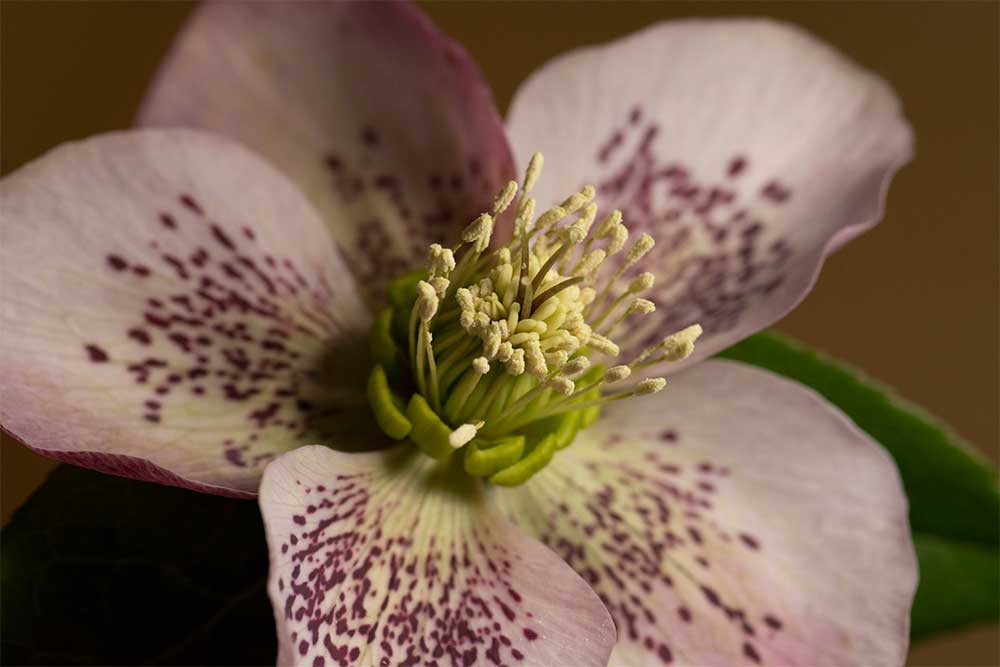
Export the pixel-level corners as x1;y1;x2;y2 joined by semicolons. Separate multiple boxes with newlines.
1;1;997;665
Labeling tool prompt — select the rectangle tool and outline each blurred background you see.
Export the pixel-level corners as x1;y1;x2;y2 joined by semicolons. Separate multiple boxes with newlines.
1;2;997;665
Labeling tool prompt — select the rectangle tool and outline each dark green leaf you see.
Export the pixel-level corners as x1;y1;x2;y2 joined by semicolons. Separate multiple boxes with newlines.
912;534;999;639
1;465;275;665
718;330;999;638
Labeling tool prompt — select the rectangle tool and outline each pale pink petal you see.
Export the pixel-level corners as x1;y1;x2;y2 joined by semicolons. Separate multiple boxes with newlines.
259;445;616;667
493;360;916;666
139;1;515;303
0;129;374;497
506;19;912;366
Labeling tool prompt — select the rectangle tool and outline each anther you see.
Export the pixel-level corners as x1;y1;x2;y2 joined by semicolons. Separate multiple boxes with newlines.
522;152;544;195
549;377;575;395
415;281;439;321
449;422;482;449
623;233;655;268
572;249;606;277
604;365;632;383
587;332;620;356
660;324;703;361
635;378;667;395
607;224;628;255
493;181;519;215
427;243;456;277
562;357;591;376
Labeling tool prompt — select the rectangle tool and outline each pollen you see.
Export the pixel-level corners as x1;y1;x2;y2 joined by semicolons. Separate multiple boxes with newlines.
367;153;702;485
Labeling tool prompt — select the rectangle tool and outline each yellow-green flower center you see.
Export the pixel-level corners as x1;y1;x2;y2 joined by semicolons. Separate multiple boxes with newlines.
367;153;701;486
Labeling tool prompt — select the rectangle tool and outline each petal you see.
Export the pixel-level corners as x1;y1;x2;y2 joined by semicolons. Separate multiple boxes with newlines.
492;360;916;666
0;129;374;497
259;445;616;667
506;19;912;366
139;0;516;303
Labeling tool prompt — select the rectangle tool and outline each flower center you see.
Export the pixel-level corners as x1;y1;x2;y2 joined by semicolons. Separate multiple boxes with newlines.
367;153;701;486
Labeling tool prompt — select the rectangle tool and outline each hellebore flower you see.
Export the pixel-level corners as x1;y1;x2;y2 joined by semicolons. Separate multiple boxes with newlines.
0;2;918;666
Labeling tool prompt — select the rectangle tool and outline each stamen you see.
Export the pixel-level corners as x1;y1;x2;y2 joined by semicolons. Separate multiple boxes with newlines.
522;152;544;195
449;421;483;449
631;324;704;370
427;243;456;277
591;271;655;329
492;180;518;215
371;152;703;486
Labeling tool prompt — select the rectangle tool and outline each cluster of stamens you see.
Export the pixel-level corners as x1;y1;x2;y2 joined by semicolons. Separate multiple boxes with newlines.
367;153;701;485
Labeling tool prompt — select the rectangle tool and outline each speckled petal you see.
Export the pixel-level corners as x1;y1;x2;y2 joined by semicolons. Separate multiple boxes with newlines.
506;19;912;367
0;129;374;497
493;360;916;667
139;1;515;303
259;445;616;667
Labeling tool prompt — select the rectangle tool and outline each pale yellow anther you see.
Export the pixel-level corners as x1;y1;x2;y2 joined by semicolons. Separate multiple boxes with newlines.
628;298;656;315
484;331;502;359
507;348;526;375
604;365;632;383
455;287;476;310
562;357;591;376
575;203;598;236
534;206;566;231
415;281;439;321
523;152;544;194
569;319;592;342
607;224;629;256
629;272;655;293
579;287;597;306
462;213;492;243
596;210;623;239
540;331;580;353
427;243;456;277
574;249;606;277
588;332;620;356
496;319;509;339
561;191;591;216
496;341;514;363
430;276;450;299
549;377;575;396
636;378;667;395
660;324;703;361
493;181;518;215
449;422;480;449
562;223;588;245
624;233;655;267
472;356;490;375
474;217;495;253
524;340;548;378
516;197;536;228
460;310;475;330
544;349;569;369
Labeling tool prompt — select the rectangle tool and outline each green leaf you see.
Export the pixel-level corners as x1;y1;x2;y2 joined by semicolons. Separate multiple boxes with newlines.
1;465;275;665
718;330;999;639
912;534;999;638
